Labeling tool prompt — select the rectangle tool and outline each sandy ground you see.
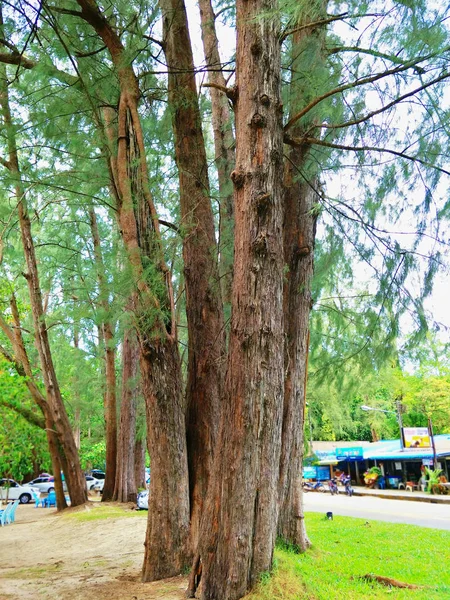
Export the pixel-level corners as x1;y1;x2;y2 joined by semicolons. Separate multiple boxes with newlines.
0;501;188;600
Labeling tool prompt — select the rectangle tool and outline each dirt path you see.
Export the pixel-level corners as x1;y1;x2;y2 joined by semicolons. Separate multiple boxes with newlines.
0;502;188;600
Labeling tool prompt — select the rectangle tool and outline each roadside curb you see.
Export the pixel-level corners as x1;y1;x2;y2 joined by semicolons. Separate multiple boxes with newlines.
352;489;450;504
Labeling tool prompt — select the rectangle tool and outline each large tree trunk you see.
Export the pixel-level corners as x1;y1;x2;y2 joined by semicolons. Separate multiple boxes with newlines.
140;340;190;579
89;208;117;501
198;0;235;303
113;327;139;503
0;49;87;507
277;5;326;549
75;0;190;578
198;2;284;597
160;0;225;551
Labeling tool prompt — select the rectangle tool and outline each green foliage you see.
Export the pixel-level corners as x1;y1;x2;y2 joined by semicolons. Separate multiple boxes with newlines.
79;440;106;472
0;359;50;479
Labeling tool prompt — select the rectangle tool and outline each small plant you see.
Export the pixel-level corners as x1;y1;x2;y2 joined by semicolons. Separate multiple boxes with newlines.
425;467;443;494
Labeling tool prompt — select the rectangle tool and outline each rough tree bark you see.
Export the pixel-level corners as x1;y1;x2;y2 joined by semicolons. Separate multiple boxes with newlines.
0;48;87;507
75;0;190;579
198;1;285;597
89;207;117;501
113;326;139;503
198;0;235;302
278;5;326;549
160;0;225;550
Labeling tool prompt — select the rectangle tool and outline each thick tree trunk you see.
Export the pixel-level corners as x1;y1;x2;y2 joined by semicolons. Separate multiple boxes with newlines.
278;6;326;550
198;2;284;598
198;0;235;303
89;208;117;501
75;0;190;578
277;179;316;550
140;341;191;579
160;0;225;551
113;327;138;503
0;54;87;507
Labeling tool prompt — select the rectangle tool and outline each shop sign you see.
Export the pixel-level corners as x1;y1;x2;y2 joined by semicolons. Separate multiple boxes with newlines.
402;427;431;449
335;447;364;461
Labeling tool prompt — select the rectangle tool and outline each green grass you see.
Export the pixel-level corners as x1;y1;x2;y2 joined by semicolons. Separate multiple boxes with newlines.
62;504;148;522
245;513;450;599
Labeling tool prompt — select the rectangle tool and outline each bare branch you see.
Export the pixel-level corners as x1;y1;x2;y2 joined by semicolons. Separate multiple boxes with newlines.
284;47;450;131
201;82;237;102
316;71;450;131
327;46;426;74
280;13;383;43
287;135;450;177
0;51;35;69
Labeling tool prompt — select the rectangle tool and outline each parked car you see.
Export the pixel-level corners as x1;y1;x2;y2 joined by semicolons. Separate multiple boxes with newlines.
93;479;104;493
90;470;105;480
0;479;39;504
27;476;55;494
137;490;149;510
85;475;101;491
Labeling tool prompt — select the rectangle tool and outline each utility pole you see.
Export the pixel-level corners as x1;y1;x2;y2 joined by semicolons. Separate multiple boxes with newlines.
428;417;438;470
396;398;404;451
305;402;313;456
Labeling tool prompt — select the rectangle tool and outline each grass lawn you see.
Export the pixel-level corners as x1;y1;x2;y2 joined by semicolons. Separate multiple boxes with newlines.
245;513;450;599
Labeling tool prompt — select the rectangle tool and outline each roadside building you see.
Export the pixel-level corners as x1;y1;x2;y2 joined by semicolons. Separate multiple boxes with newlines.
307;435;450;486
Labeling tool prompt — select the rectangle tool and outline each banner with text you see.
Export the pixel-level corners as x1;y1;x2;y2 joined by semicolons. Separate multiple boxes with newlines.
402;427;431;448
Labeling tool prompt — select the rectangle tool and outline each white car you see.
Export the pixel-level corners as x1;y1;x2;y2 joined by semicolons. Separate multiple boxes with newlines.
93;479;104;493
0;478;39;504
85;475;100;491
27;476;56;494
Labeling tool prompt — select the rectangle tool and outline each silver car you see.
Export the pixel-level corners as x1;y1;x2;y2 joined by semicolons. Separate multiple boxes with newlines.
27;476;56;494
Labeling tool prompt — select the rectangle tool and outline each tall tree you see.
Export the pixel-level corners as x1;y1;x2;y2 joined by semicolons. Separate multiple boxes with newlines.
88;207;117;501
159;0;225;549
198;0;235;303
277;1;327;550
71;0;190;578
198;0;285;596
0;33;87;506
113;325;139;503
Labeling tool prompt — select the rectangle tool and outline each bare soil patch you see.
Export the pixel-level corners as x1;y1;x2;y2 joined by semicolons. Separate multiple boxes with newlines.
0;502;187;600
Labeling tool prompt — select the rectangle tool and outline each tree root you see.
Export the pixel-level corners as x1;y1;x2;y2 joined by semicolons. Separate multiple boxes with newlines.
362;574;422;589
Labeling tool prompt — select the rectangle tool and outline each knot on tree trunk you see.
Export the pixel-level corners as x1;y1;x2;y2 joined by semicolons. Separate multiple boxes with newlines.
253;192;272;216
251;113;266;128
231;169;245;188
251;233;268;256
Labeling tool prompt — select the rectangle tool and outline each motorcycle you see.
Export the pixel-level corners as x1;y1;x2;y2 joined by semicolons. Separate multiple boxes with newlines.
328;478;339;495
342;475;353;496
302;481;326;492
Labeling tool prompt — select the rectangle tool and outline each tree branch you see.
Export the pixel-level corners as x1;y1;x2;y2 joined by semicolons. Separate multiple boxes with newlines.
0;396;46;429
315;71;450;131
327;46;426;74
288;136;450;177
0;51;35;69
280;13;383;43
284;48;450;131
201;82;237;102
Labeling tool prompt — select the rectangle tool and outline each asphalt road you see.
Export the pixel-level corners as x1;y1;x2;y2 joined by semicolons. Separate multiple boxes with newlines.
303;491;450;530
